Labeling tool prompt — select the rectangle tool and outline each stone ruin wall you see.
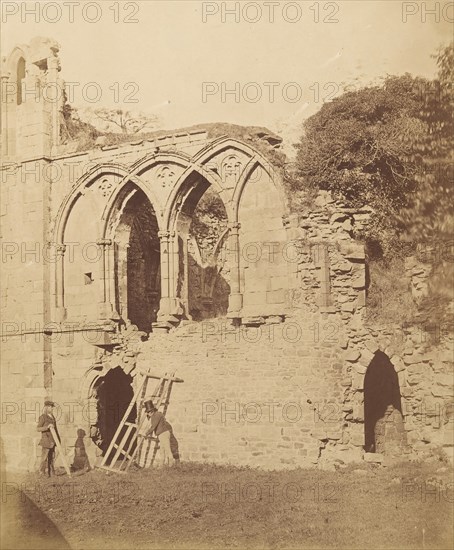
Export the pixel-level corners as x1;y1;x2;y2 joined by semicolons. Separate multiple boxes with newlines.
1;182;452;471
0;129;452;472
133;190;453;469
1;36;452;471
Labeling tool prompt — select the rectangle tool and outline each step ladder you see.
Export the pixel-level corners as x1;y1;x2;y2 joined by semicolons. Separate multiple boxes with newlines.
98;370;183;473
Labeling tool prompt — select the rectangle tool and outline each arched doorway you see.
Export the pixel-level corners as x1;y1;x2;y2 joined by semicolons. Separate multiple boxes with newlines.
113;188;160;332
91;367;136;456
364;351;406;454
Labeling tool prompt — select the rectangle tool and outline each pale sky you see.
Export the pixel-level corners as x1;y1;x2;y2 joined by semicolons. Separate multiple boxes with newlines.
1;0;452;137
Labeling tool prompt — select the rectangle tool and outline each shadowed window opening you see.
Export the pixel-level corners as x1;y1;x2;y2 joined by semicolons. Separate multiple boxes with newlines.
114;189;160;332
364;351;406;454
186;185;230;320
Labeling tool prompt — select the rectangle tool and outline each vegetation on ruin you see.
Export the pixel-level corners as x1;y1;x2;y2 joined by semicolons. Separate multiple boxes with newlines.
190;188;228;259
294;42;454;329
91;108;159;134
60;103;100;150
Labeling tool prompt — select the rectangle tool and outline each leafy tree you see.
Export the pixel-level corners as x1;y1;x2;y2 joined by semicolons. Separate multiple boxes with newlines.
398;42;453;241
398;42;454;321
294;48;454;327
93;108;159;134
294;73;428;258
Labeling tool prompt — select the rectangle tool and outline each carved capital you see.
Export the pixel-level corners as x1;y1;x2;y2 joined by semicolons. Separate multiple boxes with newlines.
158;231;170;240
96;238;112;247
55;244;66;256
228;222;241;232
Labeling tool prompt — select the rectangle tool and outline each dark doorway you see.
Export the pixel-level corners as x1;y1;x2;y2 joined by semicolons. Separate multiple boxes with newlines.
92;367;136;457
364;351;406;454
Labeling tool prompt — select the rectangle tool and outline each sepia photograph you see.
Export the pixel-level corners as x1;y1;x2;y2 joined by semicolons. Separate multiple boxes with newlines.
0;1;453;549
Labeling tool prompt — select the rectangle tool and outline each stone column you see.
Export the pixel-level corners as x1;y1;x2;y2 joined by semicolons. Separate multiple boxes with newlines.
227;222;243;317
170;231;179;303
183;235;190;315
54;243;66;322
116;239;129;320
175;213;192;315
46;54;61;152
157;230;171;317
97;238;114;320
0;74;10;156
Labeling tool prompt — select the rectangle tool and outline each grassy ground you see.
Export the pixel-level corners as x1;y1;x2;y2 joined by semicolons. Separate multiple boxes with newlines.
1;459;453;550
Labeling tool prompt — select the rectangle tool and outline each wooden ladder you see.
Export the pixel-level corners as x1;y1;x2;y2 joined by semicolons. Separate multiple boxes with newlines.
98;370;183;473
49;425;71;476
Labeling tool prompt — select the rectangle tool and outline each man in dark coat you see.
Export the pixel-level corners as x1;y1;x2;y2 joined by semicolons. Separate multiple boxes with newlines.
37;400;60;476
142;400;179;466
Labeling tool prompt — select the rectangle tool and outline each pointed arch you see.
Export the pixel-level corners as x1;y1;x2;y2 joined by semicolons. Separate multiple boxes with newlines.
53;162;161;244
193;136;289;221
4;45;29;75
163;165;231;232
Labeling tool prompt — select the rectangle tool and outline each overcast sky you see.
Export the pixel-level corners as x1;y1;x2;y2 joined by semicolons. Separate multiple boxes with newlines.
2;0;452;136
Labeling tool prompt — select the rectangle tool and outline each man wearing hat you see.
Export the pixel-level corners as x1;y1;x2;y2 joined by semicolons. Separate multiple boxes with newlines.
37;400;60;476
142;400;179;466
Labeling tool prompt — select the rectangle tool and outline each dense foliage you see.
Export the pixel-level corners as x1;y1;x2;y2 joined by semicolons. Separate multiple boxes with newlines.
295;73;429;258
294;42;453;325
399;43;453;241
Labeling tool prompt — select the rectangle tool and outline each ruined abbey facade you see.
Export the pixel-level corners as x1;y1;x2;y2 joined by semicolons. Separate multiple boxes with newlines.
1;38;452;471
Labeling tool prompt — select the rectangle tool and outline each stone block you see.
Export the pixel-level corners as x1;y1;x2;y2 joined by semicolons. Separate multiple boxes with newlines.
352;372;364;390
397;370;407;388
243;291;267;306
407;363;425;375
345;349;361;362
364;452;383;463
353;364;367;375
270;276;290;291
340;243;365;260
341;302;356;313
403;354;425;365
390;355;405;372
266;289;286;304
350;432;365;446
437;374;454;387
351;273;366;289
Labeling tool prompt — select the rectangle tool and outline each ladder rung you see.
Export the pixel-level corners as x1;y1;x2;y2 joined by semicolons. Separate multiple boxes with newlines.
121;451;135;461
